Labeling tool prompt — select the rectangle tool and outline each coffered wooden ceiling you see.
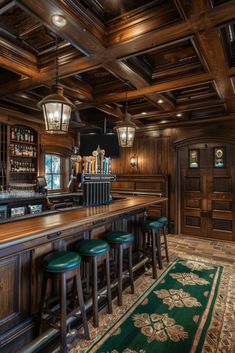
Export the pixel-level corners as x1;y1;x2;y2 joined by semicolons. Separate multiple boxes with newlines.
0;0;235;132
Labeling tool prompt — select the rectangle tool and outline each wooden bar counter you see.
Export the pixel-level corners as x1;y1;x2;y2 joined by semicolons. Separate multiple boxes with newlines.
0;196;166;352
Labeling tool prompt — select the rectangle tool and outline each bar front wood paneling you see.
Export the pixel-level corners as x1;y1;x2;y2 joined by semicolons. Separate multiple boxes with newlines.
0;196;166;353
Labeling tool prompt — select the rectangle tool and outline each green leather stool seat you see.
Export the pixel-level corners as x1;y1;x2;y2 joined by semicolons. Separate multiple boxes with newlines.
147;216;168;224
106;231;134;244
141;220;163;229
77;239;110;256
42;251;81;272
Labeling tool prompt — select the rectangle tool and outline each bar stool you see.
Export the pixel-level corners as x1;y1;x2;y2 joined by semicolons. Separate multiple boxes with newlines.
106;231;135;306
147;216;169;263
140;220;164;279
38;251;90;353
76;239;112;328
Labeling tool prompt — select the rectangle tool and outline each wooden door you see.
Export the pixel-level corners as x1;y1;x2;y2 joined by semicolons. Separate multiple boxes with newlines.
180;142;235;241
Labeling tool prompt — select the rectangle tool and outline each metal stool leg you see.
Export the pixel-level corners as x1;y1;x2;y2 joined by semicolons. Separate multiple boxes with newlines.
105;251;112;314
128;244;134;294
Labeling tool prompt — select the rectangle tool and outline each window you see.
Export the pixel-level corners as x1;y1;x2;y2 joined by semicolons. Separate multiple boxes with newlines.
45;154;62;191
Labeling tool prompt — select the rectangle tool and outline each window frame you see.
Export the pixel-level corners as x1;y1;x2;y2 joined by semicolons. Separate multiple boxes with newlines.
44;153;64;192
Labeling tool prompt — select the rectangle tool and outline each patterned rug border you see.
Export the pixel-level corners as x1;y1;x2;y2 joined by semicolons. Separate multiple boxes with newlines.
69;255;235;353
171;252;235;353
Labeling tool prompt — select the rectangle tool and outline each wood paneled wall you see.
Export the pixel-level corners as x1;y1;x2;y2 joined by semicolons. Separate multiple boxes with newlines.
112;135;173;175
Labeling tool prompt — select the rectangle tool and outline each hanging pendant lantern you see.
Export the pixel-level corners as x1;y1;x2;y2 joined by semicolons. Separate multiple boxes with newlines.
38;84;74;134
114;112;137;147
114;82;137;147
38;38;74;134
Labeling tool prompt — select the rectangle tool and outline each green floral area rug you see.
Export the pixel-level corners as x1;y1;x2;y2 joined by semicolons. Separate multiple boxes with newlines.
70;257;234;353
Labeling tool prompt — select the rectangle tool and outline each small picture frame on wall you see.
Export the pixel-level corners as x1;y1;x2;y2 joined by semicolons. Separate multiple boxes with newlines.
189;149;200;168
214;147;225;168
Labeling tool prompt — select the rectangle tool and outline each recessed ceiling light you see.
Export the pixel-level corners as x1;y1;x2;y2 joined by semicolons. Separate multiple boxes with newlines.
176;113;182;117
141;112;147;115
51;14;67;28
158;99;164;104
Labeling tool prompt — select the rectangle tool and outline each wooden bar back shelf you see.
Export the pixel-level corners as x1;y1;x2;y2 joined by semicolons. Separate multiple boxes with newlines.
9;125;38;186
0;123;7;190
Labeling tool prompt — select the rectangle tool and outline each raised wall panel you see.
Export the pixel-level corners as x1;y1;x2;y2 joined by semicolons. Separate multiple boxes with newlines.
0;256;19;333
185;215;201;227
112;181;135;190
212;200;232;211
185;199;200;209
213;219;232;232
135;181;163;192
213;177;232;193
185;177;201;192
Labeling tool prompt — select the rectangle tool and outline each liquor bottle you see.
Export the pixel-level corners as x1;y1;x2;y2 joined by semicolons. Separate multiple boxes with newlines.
30;131;34;143
16;128;20;141
11;128;15;140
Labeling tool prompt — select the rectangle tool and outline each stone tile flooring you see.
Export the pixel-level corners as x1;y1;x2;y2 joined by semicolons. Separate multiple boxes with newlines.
168;234;235;264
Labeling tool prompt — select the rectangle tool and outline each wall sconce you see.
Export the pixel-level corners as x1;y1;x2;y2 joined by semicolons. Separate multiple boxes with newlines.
130;154;138;168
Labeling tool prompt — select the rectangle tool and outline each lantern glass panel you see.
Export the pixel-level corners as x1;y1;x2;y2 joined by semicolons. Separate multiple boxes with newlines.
117;126;135;147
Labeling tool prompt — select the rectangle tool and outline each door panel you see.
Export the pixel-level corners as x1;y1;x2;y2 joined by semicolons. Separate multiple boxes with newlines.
180;143;235;241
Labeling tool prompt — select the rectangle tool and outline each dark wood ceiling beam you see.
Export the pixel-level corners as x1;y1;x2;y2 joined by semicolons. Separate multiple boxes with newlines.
95;73;212;104
108;1;235;59
0;1;16;15
184;0;235;112
2;97;40;111
140;113;235;132
103;60;174;111
16;0;175;114
0;36;38;77
0;56;38;78
132;100;224;119
16;0;106;53
0;104;43;124
0;56;100;99
0;35;37;64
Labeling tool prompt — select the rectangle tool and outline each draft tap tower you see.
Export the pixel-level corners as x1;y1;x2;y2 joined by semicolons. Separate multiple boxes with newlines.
79;146;116;206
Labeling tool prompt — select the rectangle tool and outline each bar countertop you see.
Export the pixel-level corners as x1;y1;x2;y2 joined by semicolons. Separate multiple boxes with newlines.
0;196;167;250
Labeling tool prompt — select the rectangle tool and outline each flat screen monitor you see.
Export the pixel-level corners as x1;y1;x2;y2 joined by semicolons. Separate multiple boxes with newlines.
36;176;47;187
80;133;120;157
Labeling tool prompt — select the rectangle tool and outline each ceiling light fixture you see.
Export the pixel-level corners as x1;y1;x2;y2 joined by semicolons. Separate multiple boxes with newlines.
114;81;137;147
51;14;67;28
176;113;182;117
141;112;147;115
158;99;164;104
38;37;74;134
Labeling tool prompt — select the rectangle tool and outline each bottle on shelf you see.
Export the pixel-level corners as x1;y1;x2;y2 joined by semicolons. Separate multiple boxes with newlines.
11;128;15;140
16;129;20;141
